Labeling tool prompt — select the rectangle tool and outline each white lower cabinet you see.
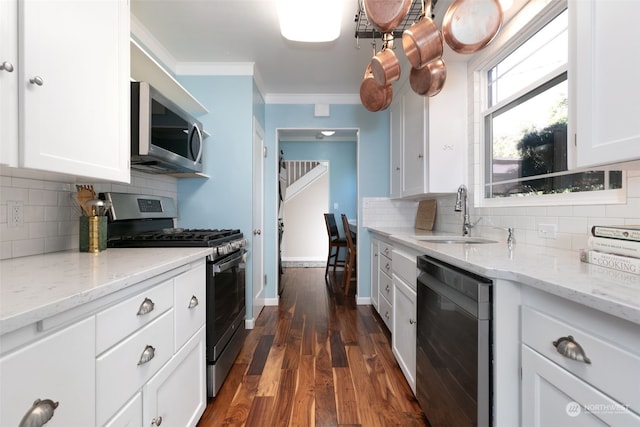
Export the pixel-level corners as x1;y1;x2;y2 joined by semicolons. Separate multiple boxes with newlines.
104;393;142;427
392;273;417;394
98;260;207;426
521;287;640;426
391;248;418;394
144;326;207;427
0;316;96;427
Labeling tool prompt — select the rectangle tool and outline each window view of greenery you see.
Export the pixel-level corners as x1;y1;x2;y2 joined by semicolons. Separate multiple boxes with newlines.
483;9;622;199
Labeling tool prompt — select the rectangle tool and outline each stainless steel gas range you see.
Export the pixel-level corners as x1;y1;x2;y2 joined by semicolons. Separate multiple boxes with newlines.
103;192;247;397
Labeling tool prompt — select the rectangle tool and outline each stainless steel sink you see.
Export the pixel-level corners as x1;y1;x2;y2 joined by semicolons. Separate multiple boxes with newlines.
410;236;498;244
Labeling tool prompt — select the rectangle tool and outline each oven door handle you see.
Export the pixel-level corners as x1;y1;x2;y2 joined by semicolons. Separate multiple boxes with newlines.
213;250;245;273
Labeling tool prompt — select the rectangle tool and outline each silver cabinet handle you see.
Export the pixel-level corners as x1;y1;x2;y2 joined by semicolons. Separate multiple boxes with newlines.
19;399;58;427
29;76;44;86
383;247;389;255
385;311;390;320
151;416;163;426
188;295;199;309
1;61;14;72
384;263;390;272
137;345;156;365
409;318;416;325
385;284;390;293
418;154;424;159
553;335;591;364
137;297;155;316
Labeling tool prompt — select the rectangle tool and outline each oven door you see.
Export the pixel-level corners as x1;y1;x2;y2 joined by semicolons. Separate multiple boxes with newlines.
206;249;246;363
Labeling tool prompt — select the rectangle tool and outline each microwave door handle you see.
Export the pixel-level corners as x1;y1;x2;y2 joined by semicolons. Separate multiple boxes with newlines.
192;123;203;165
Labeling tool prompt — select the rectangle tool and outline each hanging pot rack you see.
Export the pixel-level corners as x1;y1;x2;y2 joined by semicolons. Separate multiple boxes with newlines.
354;0;438;40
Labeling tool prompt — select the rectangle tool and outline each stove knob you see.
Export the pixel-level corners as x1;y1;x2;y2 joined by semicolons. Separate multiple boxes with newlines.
216;245;228;256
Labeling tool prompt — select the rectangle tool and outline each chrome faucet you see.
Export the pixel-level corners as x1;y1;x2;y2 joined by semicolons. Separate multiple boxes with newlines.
454;184;480;236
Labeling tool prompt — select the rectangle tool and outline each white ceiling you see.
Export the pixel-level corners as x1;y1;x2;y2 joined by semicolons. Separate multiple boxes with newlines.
131;0;527;97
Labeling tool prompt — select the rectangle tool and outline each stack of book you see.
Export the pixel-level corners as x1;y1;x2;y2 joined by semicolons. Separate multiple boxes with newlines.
580;225;640;275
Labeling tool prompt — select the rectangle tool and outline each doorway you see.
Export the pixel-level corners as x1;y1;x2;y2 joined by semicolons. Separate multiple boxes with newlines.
276;128;359;294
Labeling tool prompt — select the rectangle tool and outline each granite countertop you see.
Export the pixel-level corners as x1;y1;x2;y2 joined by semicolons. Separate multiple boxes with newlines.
368;226;640;325
0;247;213;335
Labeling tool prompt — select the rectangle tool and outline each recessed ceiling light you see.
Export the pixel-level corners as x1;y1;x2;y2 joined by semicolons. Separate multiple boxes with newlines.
277;0;342;42
321;130;336;136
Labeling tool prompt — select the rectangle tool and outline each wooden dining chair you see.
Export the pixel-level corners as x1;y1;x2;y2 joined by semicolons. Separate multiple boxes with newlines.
341;213;357;294
324;213;347;278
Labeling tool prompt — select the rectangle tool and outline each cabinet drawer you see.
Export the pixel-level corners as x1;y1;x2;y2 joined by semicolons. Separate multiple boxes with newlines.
522;345;640;426
379;241;393;260
378;292;393;331
379;271;393;304
522;306;640;413
96;310;174;426
391;249;417;290
96;279;174;355
0;317;95;427
379;254;392;278
174;263;206;351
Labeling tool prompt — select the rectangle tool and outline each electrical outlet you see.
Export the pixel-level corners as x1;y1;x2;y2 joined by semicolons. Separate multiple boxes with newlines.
8;201;24;228
538;223;557;239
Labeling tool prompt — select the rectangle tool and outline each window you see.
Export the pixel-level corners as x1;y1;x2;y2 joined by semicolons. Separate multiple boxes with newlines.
481;7;622;201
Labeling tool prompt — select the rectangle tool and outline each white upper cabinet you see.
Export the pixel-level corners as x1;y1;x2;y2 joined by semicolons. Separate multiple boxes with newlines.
17;0;130;182
0;0;18;167
570;0;640;167
390;61;467;198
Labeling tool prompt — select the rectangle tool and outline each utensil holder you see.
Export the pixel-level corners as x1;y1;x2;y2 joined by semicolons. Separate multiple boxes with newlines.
79;215;107;252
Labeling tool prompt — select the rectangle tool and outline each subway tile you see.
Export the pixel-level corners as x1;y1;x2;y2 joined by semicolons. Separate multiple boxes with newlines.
12;238;45;258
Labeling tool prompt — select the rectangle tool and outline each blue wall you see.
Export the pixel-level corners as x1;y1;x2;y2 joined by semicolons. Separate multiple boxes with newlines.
280;139;357;234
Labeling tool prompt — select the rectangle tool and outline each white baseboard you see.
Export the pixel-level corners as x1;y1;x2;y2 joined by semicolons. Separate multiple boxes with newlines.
264;297;279;306
244;318;255;329
356;296;371;306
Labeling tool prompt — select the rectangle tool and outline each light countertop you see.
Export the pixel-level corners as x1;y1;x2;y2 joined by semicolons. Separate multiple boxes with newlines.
368;227;640;325
0;247;212;335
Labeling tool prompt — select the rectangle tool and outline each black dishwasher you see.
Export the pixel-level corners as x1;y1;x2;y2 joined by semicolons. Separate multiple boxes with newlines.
416;254;492;427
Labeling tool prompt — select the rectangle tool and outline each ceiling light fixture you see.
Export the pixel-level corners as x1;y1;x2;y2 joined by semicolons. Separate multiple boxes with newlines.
276;0;342;42
321;130;336;136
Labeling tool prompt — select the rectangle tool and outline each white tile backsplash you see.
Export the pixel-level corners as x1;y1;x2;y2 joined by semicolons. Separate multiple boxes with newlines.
364;172;640;253
0;168;177;260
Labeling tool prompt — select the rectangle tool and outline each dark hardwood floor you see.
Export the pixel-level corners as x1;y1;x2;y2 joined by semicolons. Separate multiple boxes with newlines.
198;267;428;427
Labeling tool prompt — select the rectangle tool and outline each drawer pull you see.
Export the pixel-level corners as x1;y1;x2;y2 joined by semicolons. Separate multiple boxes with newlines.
385;311;390;320
188;295;199;309
384;247;389;255
385;263;391;271
409;318;416;325
152;416;163;426
137;345;156;366
553;335;591;364
137;298;155;316
19;398;58;427
385;284;390;293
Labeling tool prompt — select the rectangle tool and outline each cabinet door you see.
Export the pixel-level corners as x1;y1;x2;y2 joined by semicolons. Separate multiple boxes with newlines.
392;275;417;393
571;0;640;167
401;87;428;197
389;98;402;198
0;0;18;166
144;326;207;427
370;239;379;310
521;345;640;426
19;0;130;182
0;317;95;427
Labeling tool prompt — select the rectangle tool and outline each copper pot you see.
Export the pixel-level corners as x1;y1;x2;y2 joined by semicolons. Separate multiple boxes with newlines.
442;0;503;54
363;0;413;33
360;65;393;112
402;5;443;69
409;58;446;97
370;47;401;86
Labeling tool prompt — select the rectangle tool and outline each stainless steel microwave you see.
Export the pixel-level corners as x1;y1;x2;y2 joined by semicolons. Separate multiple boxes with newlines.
130;81;204;174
